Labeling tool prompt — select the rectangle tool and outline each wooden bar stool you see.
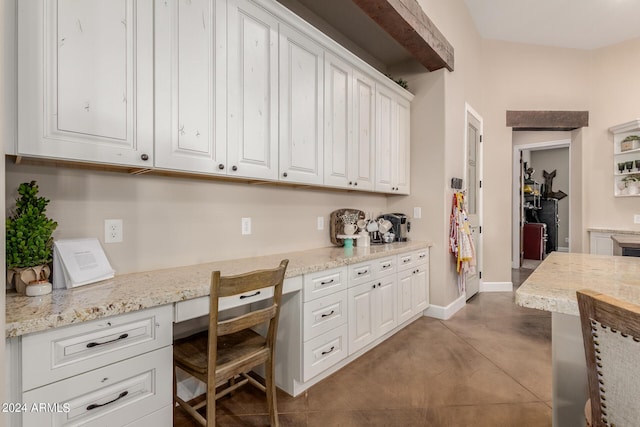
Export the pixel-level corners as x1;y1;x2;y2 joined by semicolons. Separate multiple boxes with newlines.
173;260;289;426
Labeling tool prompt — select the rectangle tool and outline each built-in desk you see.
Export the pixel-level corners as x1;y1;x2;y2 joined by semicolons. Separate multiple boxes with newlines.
516;252;640;427
6;242;431;426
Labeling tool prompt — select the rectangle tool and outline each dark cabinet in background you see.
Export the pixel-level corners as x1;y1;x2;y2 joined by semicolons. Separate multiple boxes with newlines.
539;199;559;254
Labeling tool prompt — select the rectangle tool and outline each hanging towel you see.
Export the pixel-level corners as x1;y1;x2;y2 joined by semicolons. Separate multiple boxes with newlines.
449;192;477;293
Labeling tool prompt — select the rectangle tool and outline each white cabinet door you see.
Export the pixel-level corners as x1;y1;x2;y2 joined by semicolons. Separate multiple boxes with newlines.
375;86;395;193
279;24;324;185
412;264;429;313
394;97;411;194
397;269;413;325
348;281;376;354
18;0;154;167
352;70;376;191
227;0;279;180
375;84;410;194
155;0;226;174
377;274;397;336
323;52;352;189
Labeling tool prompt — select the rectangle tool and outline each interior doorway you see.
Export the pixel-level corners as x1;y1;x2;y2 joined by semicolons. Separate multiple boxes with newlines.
512;137;571;269
465;103;482;299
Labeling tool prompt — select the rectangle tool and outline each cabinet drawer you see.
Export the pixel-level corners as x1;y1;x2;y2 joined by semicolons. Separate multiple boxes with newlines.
22;305;173;391
303;267;347;302
174;276;302;322
374;256;396;277
348;261;375;287
414;249;429;264
22;346;172;427
302;323;348;382
303;290;348;341
398;252;416;270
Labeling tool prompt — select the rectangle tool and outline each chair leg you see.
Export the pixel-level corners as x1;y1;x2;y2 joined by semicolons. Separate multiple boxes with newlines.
206;377;217;427
266;356;279;427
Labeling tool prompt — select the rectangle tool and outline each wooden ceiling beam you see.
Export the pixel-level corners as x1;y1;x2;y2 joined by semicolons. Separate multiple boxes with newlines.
351;0;454;71
506;110;589;131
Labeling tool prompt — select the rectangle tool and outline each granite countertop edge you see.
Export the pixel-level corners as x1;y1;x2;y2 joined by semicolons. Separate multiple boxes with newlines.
6;241;433;338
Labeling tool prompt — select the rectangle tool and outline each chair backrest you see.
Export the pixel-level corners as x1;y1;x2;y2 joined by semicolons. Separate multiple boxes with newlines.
577;289;640;427
207;260;289;369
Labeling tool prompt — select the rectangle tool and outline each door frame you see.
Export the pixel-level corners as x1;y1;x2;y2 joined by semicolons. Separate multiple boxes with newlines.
511;139;571;268
464;103;483;295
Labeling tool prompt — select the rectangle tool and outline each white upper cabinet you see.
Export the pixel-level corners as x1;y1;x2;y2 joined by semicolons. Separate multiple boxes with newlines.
375;85;410;194
323;53;375;191
226;0;279;180
351;70;376;191
279;24;324;185
155;0;226;175
18;0;154;167
324;53;353;189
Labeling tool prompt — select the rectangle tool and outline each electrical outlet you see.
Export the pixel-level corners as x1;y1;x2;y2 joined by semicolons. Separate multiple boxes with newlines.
104;219;123;243
241;217;252;235
565;237;569;243
317;216;324;230
413;207;422;219
635;214;640;224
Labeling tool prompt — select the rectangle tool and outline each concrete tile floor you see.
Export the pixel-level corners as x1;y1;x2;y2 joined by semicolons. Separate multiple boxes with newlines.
175;267;551;426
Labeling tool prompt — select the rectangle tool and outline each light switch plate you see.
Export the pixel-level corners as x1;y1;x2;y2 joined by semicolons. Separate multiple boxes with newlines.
634;214;640;224
241;217;252;235
317;216;324;230
413;207;422;219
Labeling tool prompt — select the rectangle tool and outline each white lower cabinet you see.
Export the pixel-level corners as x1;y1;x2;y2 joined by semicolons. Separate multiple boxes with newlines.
14;305;173;427
22;347;172;427
348;273;397;355
397;249;430;325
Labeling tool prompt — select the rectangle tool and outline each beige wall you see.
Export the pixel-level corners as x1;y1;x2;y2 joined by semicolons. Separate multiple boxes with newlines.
390;0;483;307
480;40;592;282
588;38;640;232
5;162;389;274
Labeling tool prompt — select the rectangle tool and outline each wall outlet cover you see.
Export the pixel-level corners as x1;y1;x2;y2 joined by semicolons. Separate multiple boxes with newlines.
635;214;640;224
104;219;123;243
241;217;252;235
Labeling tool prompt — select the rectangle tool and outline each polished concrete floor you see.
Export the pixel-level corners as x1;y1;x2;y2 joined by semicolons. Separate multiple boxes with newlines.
175;267;551;426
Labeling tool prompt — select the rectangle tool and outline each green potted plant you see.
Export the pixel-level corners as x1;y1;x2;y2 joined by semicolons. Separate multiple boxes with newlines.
6;181;58;294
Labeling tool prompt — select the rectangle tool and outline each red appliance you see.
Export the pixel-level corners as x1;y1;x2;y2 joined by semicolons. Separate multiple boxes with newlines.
523;223;547;260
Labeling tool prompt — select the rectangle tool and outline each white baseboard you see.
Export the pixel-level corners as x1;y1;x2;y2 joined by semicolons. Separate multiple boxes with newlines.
424;293;466;320
480;281;513;292
557;247;569;252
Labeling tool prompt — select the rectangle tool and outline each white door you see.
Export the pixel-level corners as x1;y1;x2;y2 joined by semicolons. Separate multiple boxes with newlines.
155;0;226;174
227;0;279;180
323;52;352;188
18;0;154;167
279;24;324;184
465;106;482;299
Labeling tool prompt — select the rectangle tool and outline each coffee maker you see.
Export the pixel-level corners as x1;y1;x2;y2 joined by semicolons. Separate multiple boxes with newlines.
380;213;411;242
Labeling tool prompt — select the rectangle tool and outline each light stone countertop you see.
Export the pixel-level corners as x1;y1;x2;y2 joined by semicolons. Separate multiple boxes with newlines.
516;252;640;316
587;228;640;235
6;241;432;338
611;234;640;249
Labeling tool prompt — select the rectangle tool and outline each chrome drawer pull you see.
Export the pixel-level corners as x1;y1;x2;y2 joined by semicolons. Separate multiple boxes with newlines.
357;270;369;275
419;254;426;259
321;310;335;318
321;346;335;356
320;279;334;285
403;259;410;263
86;333;129;348
86;391;128;411
382;264;391;268
239;291;260;299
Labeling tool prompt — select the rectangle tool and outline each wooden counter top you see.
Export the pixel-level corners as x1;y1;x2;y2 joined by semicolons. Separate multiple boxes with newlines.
515;252;640;316
6;241;432;338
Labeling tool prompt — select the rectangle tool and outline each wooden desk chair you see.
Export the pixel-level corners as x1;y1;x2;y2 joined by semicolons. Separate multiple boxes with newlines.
577;289;640;427
173;259;289;426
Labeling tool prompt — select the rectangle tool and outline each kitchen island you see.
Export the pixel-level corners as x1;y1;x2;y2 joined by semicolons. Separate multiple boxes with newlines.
516;252;640;427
